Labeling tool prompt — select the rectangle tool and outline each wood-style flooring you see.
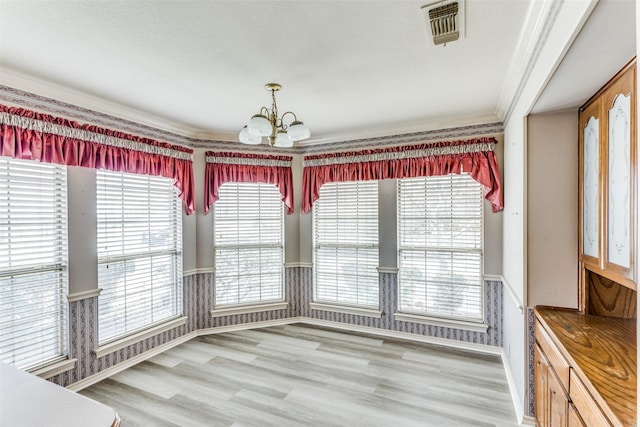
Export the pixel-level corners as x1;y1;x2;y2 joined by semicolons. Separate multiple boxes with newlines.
79;324;518;426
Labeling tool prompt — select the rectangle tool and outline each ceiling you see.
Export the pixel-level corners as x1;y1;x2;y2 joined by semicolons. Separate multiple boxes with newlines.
532;0;636;114
1;0;637;145
0;0;534;145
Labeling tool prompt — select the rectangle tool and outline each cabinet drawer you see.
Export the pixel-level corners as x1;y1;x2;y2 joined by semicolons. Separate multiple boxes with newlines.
570;369;612;427
536;320;570;392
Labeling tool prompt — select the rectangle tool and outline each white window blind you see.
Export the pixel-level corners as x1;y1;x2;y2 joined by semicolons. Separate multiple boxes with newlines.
313;181;379;307
214;182;284;307
398;174;484;321
0;158;68;369
97;170;182;344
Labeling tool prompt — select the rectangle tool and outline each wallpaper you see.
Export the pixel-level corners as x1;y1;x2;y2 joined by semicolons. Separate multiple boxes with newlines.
46;268;504;387
299;269;503;347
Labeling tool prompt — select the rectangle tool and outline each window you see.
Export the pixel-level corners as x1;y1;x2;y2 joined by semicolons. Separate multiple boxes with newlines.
214;182;284;307
0;158;68;369
97;171;182;344
313;181;379;307
398;174;483;321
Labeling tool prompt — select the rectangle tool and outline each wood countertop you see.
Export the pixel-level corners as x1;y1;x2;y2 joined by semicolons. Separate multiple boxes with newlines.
535;307;636;427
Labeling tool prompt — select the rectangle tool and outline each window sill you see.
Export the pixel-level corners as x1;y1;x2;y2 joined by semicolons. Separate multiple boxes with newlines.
393;312;488;333
310;302;383;318
211;301;289;318
29;358;77;379
94;316;188;358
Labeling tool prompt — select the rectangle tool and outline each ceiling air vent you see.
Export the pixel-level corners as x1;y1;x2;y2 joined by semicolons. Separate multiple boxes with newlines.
421;1;464;46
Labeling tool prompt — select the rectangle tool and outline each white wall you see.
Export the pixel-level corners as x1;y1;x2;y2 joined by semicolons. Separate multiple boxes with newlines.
501;1;598;420
193;148;214;272
526;111;579;308
67;166;98;294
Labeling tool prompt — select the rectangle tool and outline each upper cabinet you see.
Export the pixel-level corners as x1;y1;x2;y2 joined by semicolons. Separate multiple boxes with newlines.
579;59;637;292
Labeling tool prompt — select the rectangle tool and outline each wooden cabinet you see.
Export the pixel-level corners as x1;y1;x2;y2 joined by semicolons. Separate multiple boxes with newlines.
539;58;638;427
579;59;637;292
547;368;569;427
568;404;586;427
535;344;549;427
535;319;571;427
534;307;636;427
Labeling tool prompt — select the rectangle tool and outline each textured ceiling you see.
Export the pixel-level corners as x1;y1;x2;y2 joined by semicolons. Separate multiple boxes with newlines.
1;1;531;144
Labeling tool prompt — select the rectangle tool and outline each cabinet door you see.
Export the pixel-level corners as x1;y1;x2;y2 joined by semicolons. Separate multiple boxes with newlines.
603;63;636;286
548;368;569;427
568;404;586;427
534;345;549;427
579;100;603;267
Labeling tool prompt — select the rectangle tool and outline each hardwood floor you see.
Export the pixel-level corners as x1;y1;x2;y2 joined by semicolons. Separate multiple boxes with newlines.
79;324;518;426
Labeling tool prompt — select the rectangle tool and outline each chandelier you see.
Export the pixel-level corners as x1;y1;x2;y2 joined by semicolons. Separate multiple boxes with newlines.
238;83;310;147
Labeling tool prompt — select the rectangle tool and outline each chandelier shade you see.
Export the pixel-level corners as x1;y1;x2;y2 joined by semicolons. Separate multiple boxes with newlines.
239;126;263;145
275;130;293;148
238;83;310;147
247;114;272;137
288;121;311;141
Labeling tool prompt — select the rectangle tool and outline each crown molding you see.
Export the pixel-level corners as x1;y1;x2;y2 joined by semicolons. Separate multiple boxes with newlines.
496;0;560;121
496;0;599;123
0;67;206;137
0;70;504;155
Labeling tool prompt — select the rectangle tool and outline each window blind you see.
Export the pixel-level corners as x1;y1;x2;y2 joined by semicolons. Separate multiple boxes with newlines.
214;182;284;307
398;174;484;321
313;181;379;307
97;170;182;344
0;158;68;369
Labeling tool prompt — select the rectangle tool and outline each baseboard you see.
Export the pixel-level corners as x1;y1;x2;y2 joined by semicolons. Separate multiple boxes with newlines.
66;331;197;392
298;317;502;355
501;349;526;425
520;415;536;426
197;317;302;336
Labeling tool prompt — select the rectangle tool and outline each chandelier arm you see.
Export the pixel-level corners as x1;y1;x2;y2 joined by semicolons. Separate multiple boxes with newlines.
240;83;308;147
279;111;298;130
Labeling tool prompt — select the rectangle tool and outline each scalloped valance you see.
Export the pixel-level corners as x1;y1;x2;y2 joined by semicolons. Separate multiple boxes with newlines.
0;105;195;214
302;137;503;213
204;152;294;214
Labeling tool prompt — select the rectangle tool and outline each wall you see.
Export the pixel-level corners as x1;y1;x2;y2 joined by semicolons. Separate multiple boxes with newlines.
499;0;598;420
526;111;579;308
27;102;507;388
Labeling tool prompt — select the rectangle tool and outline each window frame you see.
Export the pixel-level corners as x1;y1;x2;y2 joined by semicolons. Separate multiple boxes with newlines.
312;180;380;309
0;157;69;370
396;174;485;323
212;182;286;309
96;170;183;346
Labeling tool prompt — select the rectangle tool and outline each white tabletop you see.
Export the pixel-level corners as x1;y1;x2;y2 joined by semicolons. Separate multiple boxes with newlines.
0;362;120;427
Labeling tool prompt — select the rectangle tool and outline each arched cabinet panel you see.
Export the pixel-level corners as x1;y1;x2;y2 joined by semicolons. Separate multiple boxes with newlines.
578;59;636;293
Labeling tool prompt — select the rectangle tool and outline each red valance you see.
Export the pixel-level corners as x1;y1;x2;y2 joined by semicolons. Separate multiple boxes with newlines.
302;137;503;213
0;105;196;214
204;152;294;214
